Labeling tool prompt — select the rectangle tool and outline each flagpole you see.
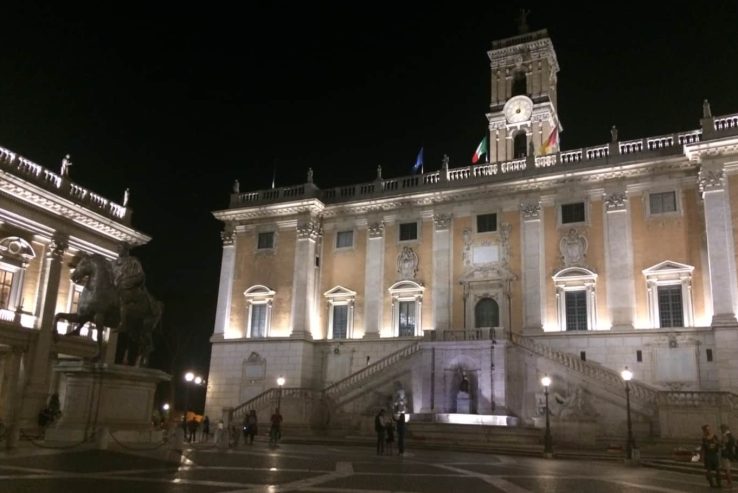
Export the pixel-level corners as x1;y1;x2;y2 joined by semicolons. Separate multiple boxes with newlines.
271;161;276;189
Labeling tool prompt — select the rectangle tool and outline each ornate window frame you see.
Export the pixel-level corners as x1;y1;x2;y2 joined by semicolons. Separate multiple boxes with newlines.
552;267;598;331
646;189;682;218
323;285;356;339
642;261;694;328
388;280;424;337
244;285;275;338
0;236;35;312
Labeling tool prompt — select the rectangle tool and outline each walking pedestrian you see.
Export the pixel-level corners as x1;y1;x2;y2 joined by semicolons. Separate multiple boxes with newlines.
246;410;258;444
269;408;283;448
396;412;406;455
374;409;385;455
720;424;735;487
702;424;722;488
202;416;210;442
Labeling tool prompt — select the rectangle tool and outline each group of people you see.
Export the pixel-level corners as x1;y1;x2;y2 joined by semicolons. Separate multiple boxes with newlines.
374;409;406;456
701;423;735;488
182;415;210;443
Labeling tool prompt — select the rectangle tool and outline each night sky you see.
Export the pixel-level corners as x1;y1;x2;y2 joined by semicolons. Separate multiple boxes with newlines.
2;3;738;409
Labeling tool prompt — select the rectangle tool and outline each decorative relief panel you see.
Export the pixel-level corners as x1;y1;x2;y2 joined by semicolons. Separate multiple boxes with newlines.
460;223;516;281
559;228;588;267
397;247;418;280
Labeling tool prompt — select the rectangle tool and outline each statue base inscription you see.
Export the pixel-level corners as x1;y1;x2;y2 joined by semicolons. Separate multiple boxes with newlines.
44;361;171;448
456;391;471;414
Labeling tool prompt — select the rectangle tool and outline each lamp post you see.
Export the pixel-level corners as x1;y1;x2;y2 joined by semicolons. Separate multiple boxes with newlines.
621;366;637;463
276;376;285;411
541;375;553;458
184;372;195;417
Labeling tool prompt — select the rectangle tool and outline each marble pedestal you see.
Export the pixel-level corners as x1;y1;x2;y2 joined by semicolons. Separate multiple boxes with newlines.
44;361;171;448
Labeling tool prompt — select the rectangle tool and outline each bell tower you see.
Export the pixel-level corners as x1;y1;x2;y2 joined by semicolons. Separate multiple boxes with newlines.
486;28;561;163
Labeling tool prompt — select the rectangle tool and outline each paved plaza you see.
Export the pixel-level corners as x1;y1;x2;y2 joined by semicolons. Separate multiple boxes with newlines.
0;440;722;492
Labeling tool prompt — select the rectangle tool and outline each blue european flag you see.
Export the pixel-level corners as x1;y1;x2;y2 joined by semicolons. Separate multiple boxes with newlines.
411;147;424;174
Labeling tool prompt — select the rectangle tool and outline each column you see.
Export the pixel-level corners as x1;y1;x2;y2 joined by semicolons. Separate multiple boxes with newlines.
19;233;67;427
290;219;320;339
432;214;452;331
520;200;545;332
700;165;738;326
214;227;237;337
604;191;635;329
363;221;384;338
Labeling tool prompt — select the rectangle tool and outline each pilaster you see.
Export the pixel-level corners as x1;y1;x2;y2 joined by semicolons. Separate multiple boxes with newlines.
699;164;738;326
20;233;68;428
363;222;384;338
290;219;320;339
603;191;635;329
214;227;237;337
520;200;544;332
432;214;452;331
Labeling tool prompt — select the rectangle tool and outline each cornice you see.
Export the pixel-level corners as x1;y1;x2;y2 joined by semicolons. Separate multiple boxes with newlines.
0;172;149;246
684;135;738;161
213;198;325;222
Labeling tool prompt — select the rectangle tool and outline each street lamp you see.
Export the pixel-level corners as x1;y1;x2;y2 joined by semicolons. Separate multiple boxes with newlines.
621;366;637;462
541;375;553;458
162;403;170;411
276;376;285;410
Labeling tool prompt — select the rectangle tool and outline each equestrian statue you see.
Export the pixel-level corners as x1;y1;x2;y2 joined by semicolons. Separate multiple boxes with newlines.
53;243;163;366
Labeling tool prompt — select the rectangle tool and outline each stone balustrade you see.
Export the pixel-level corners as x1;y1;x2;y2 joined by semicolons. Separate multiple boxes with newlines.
0;145;130;224
229;112;738;209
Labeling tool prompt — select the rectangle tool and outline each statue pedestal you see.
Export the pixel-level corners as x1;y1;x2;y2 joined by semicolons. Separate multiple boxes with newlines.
456;391;471;414
44;361;171;448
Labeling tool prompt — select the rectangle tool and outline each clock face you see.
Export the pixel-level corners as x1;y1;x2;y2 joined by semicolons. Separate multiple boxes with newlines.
503;95;533;124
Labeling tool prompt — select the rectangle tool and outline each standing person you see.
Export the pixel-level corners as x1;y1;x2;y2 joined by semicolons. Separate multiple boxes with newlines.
246;410;258;445
395;413;406;456
385;416;395;456
215;420;224;446
269;408;283;448
721;424;735;487
182;414;189;442
242;414;250;444
702;424;722;488
202;416;210;443
374;409;386;456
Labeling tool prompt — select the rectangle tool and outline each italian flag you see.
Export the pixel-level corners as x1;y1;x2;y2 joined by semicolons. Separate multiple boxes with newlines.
472;136;488;164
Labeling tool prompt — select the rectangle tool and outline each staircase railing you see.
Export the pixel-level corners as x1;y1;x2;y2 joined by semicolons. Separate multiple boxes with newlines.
510;333;659;403
232;387;316;422
657;391;738;409
322;341;421;400
230;342;421;421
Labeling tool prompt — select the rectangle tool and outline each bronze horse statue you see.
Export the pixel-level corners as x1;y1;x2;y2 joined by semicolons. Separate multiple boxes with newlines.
53;252;163;366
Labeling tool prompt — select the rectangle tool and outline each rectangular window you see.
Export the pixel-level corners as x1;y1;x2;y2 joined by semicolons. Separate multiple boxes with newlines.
707;349;713;362
580;351;586;361
565;290;588;331
336;230;353;248
636;350;643;362
658;285;683;328
250;304;267;337
561;202;585;224
399;222;418;241
398;301;416;336
332;305;348;339
0;269;14;308
257;232;274;250
649;191;677;214
476;213;497;233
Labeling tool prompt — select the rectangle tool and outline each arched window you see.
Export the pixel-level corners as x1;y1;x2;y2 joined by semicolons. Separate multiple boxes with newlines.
244;285;276;338
512;71;527;96
474;298;499;328
513;132;527;159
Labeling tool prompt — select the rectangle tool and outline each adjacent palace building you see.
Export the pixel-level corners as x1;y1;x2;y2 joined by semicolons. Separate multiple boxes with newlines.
206;29;738;444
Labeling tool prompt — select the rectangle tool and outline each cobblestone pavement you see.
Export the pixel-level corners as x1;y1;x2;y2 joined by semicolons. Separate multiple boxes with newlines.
0;440;723;492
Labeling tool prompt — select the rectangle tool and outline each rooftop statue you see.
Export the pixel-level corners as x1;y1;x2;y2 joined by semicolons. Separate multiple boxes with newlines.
54;243;163;366
60;154;72;177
